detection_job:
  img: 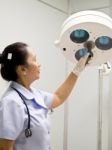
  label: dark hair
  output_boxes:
[0,42,29,81]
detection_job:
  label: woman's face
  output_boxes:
[25,47,41,82]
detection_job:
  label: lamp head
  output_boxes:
[55,10,112,66]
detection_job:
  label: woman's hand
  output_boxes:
[72,53,90,76]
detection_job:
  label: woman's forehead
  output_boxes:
[27,47,36,57]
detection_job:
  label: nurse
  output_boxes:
[0,42,89,150]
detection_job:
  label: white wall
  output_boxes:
[0,0,68,150]
[66,1,112,150]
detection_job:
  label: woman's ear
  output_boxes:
[16,65,27,77]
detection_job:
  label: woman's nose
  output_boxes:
[38,64,41,68]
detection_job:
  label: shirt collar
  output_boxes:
[10,81,48,109]
[10,81,34,100]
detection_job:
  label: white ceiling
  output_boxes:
[70,0,110,12]
[41,0,68,13]
[39,0,111,15]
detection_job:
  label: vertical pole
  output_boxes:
[63,1,71,150]
[108,3,112,150]
[97,68,103,150]
[63,59,69,150]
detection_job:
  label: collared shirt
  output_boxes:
[0,81,54,150]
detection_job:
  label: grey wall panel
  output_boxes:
[67,66,99,150]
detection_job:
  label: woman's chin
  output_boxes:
[36,75,40,80]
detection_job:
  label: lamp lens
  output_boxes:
[95,36,112,50]
[75,48,88,60]
[70,29,89,43]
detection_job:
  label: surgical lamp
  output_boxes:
[55,10,112,67]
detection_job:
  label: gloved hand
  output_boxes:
[72,53,90,76]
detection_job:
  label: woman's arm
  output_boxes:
[0,139,15,150]
[50,54,89,108]
[52,72,78,108]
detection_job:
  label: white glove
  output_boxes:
[72,53,90,76]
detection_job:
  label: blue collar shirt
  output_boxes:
[0,81,54,150]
